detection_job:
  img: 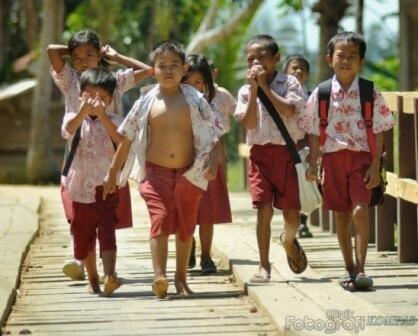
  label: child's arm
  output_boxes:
[65,94,91,134]
[203,141,220,180]
[102,137,133,199]
[364,132,384,189]
[102,45,153,83]
[47,44,68,74]
[91,97,124,144]
[241,68,259,129]
[255,68,297,118]
[306,134,320,182]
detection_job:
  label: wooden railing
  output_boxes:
[238,92,418,263]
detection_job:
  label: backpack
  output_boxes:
[317,77,386,206]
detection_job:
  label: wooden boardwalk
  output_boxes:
[2,191,281,336]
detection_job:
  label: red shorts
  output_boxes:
[70,186,117,260]
[322,150,372,212]
[139,162,203,241]
[248,144,300,210]
[61,184,132,230]
[197,163,232,225]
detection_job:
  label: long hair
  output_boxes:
[184,54,216,103]
[67,30,109,68]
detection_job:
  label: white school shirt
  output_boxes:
[298,75,395,153]
[117,83,220,191]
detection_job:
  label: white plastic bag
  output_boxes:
[296,149,322,214]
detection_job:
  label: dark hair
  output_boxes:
[149,40,185,66]
[283,54,310,74]
[246,34,279,55]
[327,31,366,59]
[67,30,109,67]
[80,68,117,96]
[183,54,216,103]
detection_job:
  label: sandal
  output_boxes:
[152,277,169,299]
[298,224,313,238]
[279,233,308,274]
[200,259,217,274]
[338,272,356,292]
[249,267,271,283]
[354,273,373,290]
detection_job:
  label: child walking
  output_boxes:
[299,32,395,290]
[62,67,123,296]
[183,54,232,274]
[283,54,314,239]
[234,34,307,282]
[103,41,220,299]
[48,30,151,281]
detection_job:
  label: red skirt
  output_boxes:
[61,183,133,230]
[197,163,232,225]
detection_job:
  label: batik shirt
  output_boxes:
[117,84,220,191]
[213,85,237,133]
[234,73,305,146]
[298,75,395,153]
[50,62,135,117]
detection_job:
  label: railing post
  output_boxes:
[396,94,418,262]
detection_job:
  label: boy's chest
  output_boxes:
[148,98,192,130]
[330,91,362,118]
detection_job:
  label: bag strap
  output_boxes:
[256,87,301,164]
[358,77,376,157]
[317,79,332,147]
[62,127,81,177]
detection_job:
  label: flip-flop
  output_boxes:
[152,277,169,299]
[249,267,271,283]
[279,233,308,274]
[354,273,373,290]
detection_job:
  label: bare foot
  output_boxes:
[86,277,101,294]
[103,275,121,297]
[152,277,169,299]
[174,274,194,296]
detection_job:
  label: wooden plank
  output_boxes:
[382,92,418,114]
[385,172,418,204]
[376,195,396,251]
[0,79,37,101]
[369,207,376,244]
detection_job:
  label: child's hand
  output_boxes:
[254,66,268,89]
[79,93,94,117]
[103,171,117,200]
[101,45,119,62]
[203,156,218,180]
[305,163,318,182]
[90,95,107,119]
[247,68,258,88]
[364,161,380,189]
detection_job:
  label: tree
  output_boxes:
[399,0,418,90]
[186,0,263,53]
[312,0,350,82]
[26,0,63,183]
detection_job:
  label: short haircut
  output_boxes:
[80,68,117,96]
[246,34,279,55]
[327,31,367,59]
[149,40,185,65]
[283,54,310,74]
[184,54,216,103]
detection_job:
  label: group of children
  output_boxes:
[48,29,394,298]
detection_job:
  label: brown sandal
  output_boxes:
[279,233,308,274]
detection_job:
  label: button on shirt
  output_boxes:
[298,75,395,153]
[117,84,220,191]
[234,73,305,146]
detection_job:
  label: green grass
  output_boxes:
[227,160,246,192]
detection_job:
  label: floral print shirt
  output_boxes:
[118,84,220,191]
[234,73,305,146]
[298,75,395,153]
[213,85,237,133]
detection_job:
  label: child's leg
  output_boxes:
[150,235,169,279]
[62,233,85,280]
[351,203,369,273]
[199,224,214,263]
[174,234,194,295]
[84,249,100,294]
[256,203,274,273]
[335,211,356,274]
[282,209,301,256]
[102,250,121,296]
